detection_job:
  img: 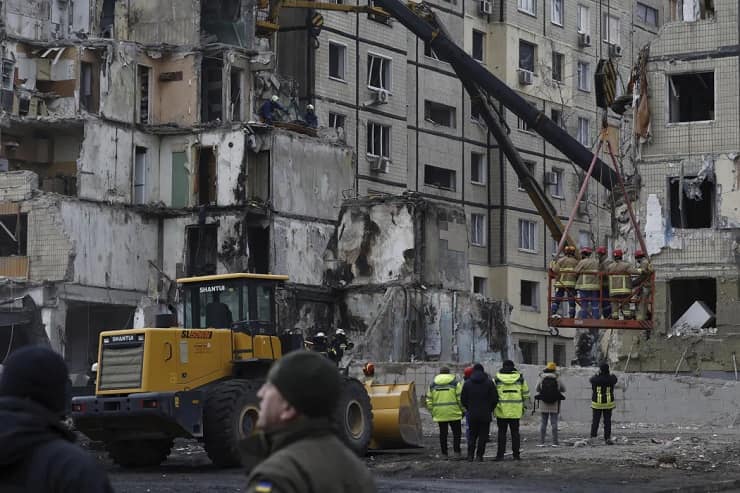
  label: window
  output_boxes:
[230,68,243,120]
[669,278,716,326]
[518,219,537,251]
[424,165,456,191]
[553,344,566,366]
[577,4,590,33]
[577,117,590,145]
[473,277,487,296]
[518,161,536,190]
[472,30,485,62]
[576,230,590,249]
[551,0,564,25]
[137,65,151,124]
[552,52,564,82]
[471,152,486,184]
[550,168,563,197]
[0,213,27,256]
[577,61,590,91]
[79,62,98,112]
[602,14,620,45]
[471,213,486,246]
[1,59,14,90]
[636,2,658,26]
[519,41,536,72]
[329,42,346,81]
[134,146,147,204]
[518,0,536,15]
[329,112,346,129]
[519,340,538,364]
[367,122,390,158]
[424,100,456,127]
[424,41,440,60]
[517,101,537,132]
[669,176,713,228]
[471,104,483,123]
[668,72,715,123]
[368,54,391,90]
[551,108,563,127]
[520,281,539,310]
[669,0,713,20]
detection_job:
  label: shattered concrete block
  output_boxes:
[671,301,715,333]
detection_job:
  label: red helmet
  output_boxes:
[464,366,474,379]
[596,246,607,255]
[581,247,592,255]
[613,249,623,258]
[635,249,645,258]
[362,362,375,377]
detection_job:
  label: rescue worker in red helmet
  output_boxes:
[575,247,600,319]
[606,249,641,319]
[596,246,613,318]
[550,245,578,318]
[633,250,653,321]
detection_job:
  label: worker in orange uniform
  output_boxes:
[633,250,653,321]
[549,245,578,318]
[575,247,600,319]
[606,249,641,319]
[596,246,613,319]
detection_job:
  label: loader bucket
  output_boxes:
[366,382,423,449]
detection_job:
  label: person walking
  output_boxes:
[493,360,530,461]
[461,363,497,461]
[549,245,578,318]
[242,351,376,493]
[535,362,565,447]
[575,247,601,319]
[0,346,113,493]
[590,363,618,445]
[426,366,464,459]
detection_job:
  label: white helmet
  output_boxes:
[315,332,326,338]
[335,328,346,336]
[271,95,279,102]
[307,104,314,111]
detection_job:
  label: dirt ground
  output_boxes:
[100,407,740,492]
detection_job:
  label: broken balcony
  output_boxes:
[201,0,255,47]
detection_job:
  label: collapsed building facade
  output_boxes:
[0,0,508,382]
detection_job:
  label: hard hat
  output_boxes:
[596,246,607,255]
[315,331,326,338]
[307,104,314,111]
[463,366,474,379]
[635,249,645,258]
[564,245,576,254]
[613,249,623,258]
[271,95,279,102]
[581,247,592,255]
[335,328,345,336]
[362,362,375,377]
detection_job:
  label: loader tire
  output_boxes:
[106,438,173,468]
[203,379,261,468]
[333,377,373,456]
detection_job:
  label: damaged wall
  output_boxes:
[5,0,49,40]
[272,216,335,285]
[121,0,200,45]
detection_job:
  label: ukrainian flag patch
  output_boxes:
[255,481,273,492]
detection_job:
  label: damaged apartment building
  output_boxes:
[601,0,740,376]
[0,0,509,380]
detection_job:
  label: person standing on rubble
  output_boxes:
[426,366,464,459]
[535,362,565,447]
[590,363,618,445]
[259,95,286,125]
[242,351,375,493]
[607,249,641,320]
[596,246,614,318]
[575,247,601,319]
[304,104,318,128]
[461,363,497,462]
[633,250,653,321]
[494,360,530,461]
[550,245,578,318]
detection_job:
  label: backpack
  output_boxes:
[537,377,564,404]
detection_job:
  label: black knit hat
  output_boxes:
[267,351,341,418]
[502,360,516,370]
[0,346,70,415]
[600,363,610,374]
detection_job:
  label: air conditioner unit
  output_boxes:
[545,171,557,185]
[370,156,390,173]
[479,0,493,15]
[578,32,592,47]
[518,69,534,85]
[373,88,389,104]
[609,44,623,57]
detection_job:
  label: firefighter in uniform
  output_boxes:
[549,245,578,318]
[607,249,641,319]
[493,360,530,461]
[633,250,653,321]
[426,367,464,458]
[596,246,614,318]
[575,247,600,319]
[590,363,618,445]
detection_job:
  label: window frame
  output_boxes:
[424,100,457,128]
[424,164,457,191]
[577,60,591,92]
[551,52,564,82]
[133,146,147,205]
[577,117,590,146]
[470,151,486,185]
[667,71,716,124]
[473,276,487,296]
[366,121,391,158]
[551,0,564,26]
[550,167,564,198]
[471,213,486,246]
[472,30,486,62]
[602,13,621,45]
[328,112,346,129]
[328,41,348,82]
[577,4,590,33]
[518,0,537,16]
[518,218,538,252]
[635,2,659,26]
[367,52,392,91]
[518,40,536,72]
[520,280,540,310]
[518,160,536,190]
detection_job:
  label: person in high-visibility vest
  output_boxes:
[575,247,600,319]
[596,246,613,318]
[606,249,641,319]
[493,360,530,461]
[425,367,464,458]
[633,250,653,321]
[549,245,578,318]
[590,363,618,444]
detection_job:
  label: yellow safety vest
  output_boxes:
[426,374,463,422]
[494,371,529,419]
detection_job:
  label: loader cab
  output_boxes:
[178,273,288,335]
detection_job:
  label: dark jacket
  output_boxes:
[304,111,318,128]
[243,417,376,493]
[0,397,112,493]
[460,370,498,422]
[590,372,618,410]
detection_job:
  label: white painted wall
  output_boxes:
[272,216,335,284]
[199,130,245,206]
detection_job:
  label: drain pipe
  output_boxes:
[733,352,738,381]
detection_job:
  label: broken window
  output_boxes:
[79,62,99,113]
[0,213,27,256]
[471,104,483,123]
[196,146,217,205]
[134,147,147,204]
[1,59,14,90]
[519,340,538,364]
[473,276,487,295]
[517,101,538,132]
[519,219,537,251]
[669,175,713,228]
[471,152,485,184]
[602,13,621,45]
[518,160,536,190]
[518,41,535,72]
[230,68,243,121]
[668,72,714,123]
[247,225,270,274]
[472,30,485,62]
[552,343,566,366]
[201,0,246,45]
[520,281,539,310]
[366,122,390,158]
[669,0,714,21]
[138,65,151,124]
[100,0,116,37]
[552,52,564,82]
[424,101,456,127]
[577,61,590,91]
[186,224,218,276]
[201,57,223,122]
[329,112,346,129]
[470,213,486,246]
[424,165,456,191]
[329,42,346,80]
[669,278,716,326]
[636,2,659,26]
[367,54,391,90]
[424,41,440,60]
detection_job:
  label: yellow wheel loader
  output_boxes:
[71,273,421,468]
